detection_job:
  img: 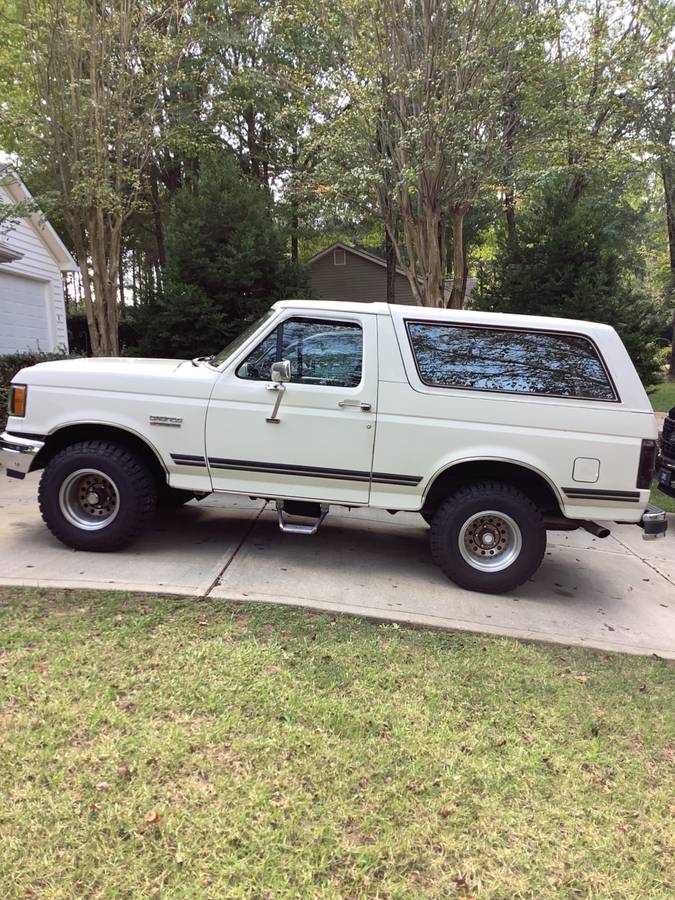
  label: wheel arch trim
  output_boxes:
[33,421,168,476]
[421,455,565,511]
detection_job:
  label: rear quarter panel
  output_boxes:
[370,312,656,522]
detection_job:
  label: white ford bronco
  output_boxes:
[1,300,667,594]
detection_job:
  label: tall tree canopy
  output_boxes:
[0,0,672,383]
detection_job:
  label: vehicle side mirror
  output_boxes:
[271,359,292,384]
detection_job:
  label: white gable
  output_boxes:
[0,177,74,353]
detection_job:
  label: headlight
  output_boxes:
[9,383,27,417]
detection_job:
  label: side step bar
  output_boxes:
[276,500,329,535]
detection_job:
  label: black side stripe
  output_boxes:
[372,472,422,485]
[171,453,207,468]
[207,457,421,487]
[562,486,640,502]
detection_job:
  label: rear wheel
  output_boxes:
[38,440,157,551]
[429,481,546,594]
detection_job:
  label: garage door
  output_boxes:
[0,272,51,354]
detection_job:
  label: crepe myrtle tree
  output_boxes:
[13,0,192,356]
[325,0,540,308]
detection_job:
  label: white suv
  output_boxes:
[1,300,666,594]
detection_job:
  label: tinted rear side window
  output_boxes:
[406,322,617,401]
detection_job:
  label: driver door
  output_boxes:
[205,310,378,504]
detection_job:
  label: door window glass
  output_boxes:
[237,318,363,387]
[406,322,617,401]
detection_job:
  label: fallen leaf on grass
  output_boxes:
[575,674,588,683]
[144,811,161,825]
[95,782,110,792]
[116,765,131,778]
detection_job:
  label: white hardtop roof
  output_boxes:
[273,299,617,337]
[274,299,392,315]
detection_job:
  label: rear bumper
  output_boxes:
[0,431,44,478]
[640,504,667,540]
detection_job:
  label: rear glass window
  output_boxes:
[406,322,617,401]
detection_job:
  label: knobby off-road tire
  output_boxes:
[38,440,157,551]
[429,481,546,594]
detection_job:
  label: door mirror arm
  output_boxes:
[266,359,291,423]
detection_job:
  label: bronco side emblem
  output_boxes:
[149,415,183,427]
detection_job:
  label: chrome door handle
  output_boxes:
[338,400,372,411]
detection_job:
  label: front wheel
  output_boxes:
[429,481,546,594]
[38,440,157,551]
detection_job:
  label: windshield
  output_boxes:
[210,309,276,367]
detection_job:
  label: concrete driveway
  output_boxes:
[1,474,674,659]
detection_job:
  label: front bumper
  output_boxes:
[0,431,44,478]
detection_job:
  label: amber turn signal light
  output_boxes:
[9,384,27,417]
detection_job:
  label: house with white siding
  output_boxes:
[0,165,78,355]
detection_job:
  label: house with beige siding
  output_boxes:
[306,242,420,305]
[306,242,477,307]
[0,165,78,355]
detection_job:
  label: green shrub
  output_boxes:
[474,177,665,387]
[0,350,72,429]
[130,149,305,359]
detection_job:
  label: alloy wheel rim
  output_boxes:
[58,468,120,531]
[458,510,522,572]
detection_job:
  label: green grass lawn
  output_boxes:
[652,479,675,513]
[0,588,673,898]
[649,380,675,413]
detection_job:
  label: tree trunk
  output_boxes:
[244,105,262,185]
[118,239,125,306]
[502,92,519,250]
[290,142,300,263]
[504,187,518,249]
[88,209,121,356]
[385,227,396,304]
[150,168,166,269]
[662,158,675,378]
[66,210,101,356]
[449,203,468,309]
[290,207,299,264]
[399,202,446,307]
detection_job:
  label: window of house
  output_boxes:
[333,248,346,266]
[406,321,617,401]
[237,318,363,387]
